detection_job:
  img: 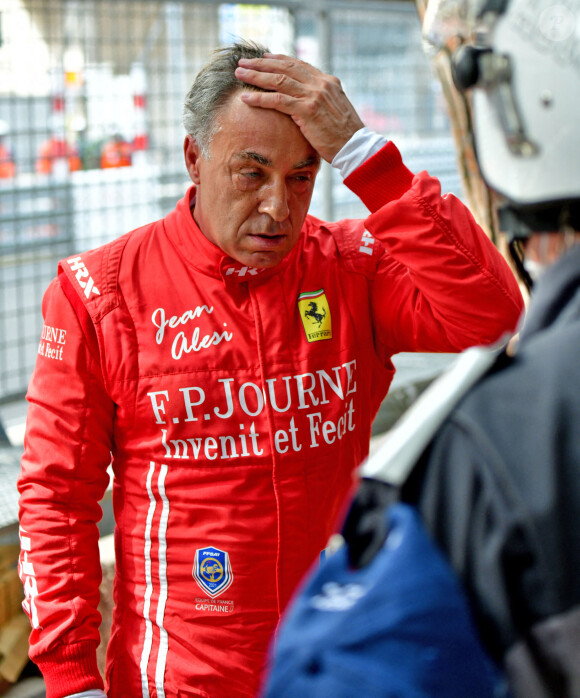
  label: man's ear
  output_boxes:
[184,135,202,185]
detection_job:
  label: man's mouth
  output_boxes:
[250,232,285,244]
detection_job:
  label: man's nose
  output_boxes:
[258,180,290,221]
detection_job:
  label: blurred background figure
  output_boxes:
[0,120,16,179]
[100,132,133,169]
[35,135,82,176]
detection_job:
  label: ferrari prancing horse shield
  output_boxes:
[298,289,332,342]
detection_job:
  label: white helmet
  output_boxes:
[423,0,580,232]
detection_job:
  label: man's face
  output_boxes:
[184,92,320,268]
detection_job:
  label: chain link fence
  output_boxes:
[0,0,460,404]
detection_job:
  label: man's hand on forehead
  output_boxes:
[235,53,364,163]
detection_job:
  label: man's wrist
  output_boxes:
[331,127,389,179]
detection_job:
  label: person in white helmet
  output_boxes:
[265,2,580,697]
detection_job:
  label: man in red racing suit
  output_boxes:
[18,44,523,698]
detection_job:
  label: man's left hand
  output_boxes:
[235,54,364,162]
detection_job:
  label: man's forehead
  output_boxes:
[213,92,320,167]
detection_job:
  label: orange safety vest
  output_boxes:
[0,144,16,178]
[100,140,133,168]
[36,138,82,174]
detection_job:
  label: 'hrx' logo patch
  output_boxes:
[67,256,100,299]
[359,229,375,256]
[193,547,233,598]
[298,289,332,343]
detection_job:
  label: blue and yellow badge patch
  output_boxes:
[193,546,234,598]
[298,289,332,343]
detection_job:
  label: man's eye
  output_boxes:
[242,171,261,179]
[293,174,312,182]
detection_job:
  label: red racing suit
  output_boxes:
[18,142,523,698]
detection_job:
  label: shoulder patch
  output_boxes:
[321,219,383,277]
[58,235,128,320]
[358,229,376,256]
[65,255,101,299]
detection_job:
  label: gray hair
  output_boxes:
[183,40,271,157]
